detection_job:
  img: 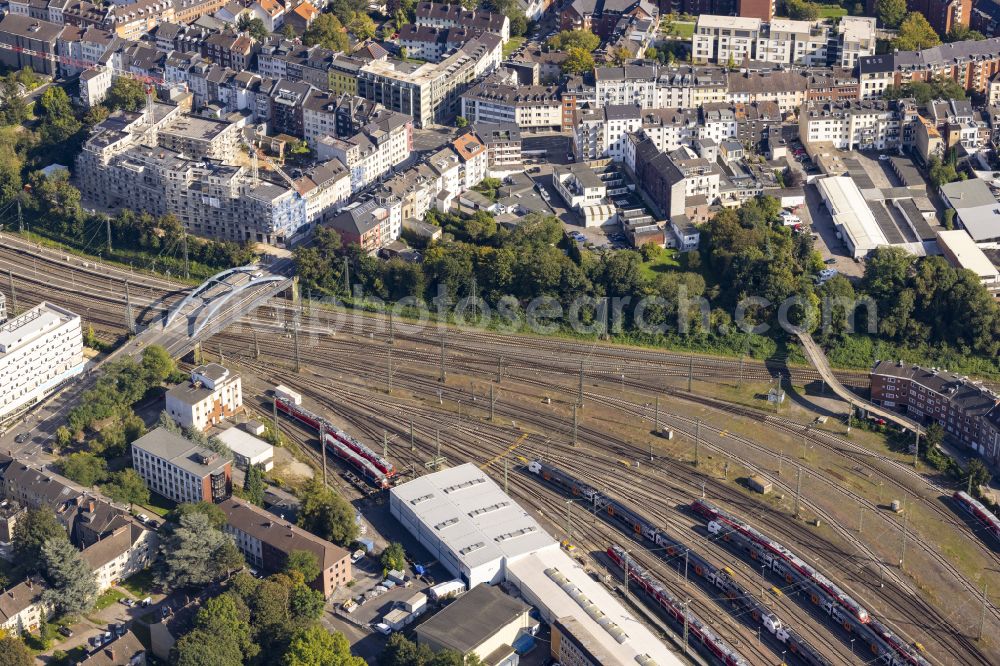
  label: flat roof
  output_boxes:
[816,176,888,253]
[417,583,529,654]
[390,463,556,573]
[0,301,78,355]
[506,548,684,666]
[216,427,273,460]
[696,14,760,31]
[938,230,1000,278]
[131,427,229,478]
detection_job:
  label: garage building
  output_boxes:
[815,176,888,258]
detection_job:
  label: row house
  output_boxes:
[398,25,484,63]
[726,68,808,114]
[473,122,523,175]
[414,2,510,42]
[559,0,657,40]
[798,99,902,151]
[655,65,727,110]
[871,360,1000,464]
[859,37,1000,100]
[55,24,118,76]
[325,197,401,253]
[460,76,563,130]
[594,64,657,109]
[174,0,230,24]
[573,104,642,162]
[312,101,413,192]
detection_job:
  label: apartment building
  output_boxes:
[638,108,700,154]
[398,25,485,62]
[55,24,118,77]
[903,0,970,35]
[798,100,901,151]
[357,34,502,128]
[859,38,1000,99]
[0,579,48,635]
[656,66,728,109]
[219,498,352,598]
[414,2,510,42]
[313,105,413,193]
[559,0,657,40]
[157,113,244,162]
[594,65,658,109]
[131,427,232,504]
[460,78,563,130]
[726,68,809,113]
[573,105,642,162]
[0,302,83,425]
[295,159,352,225]
[165,364,242,432]
[82,523,157,592]
[693,15,874,68]
[0,14,62,75]
[473,122,523,174]
[870,360,1000,463]
[325,198,402,253]
[175,0,229,24]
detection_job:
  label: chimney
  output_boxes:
[88,499,96,513]
[105,648,115,660]
[27,580,32,589]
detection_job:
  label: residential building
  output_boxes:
[249,0,284,31]
[474,122,523,174]
[971,0,1000,37]
[461,77,562,130]
[296,159,352,225]
[77,631,147,666]
[131,427,233,504]
[798,100,902,151]
[859,38,1000,100]
[414,2,510,42]
[870,360,1000,463]
[416,584,531,664]
[693,15,874,68]
[398,25,485,62]
[269,78,314,138]
[0,579,48,635]
[175,0,229,24]
[738,0,773,20]
[56,25,118,77]
[219,497,352,597]
[936,229,1000,297]
[573,104,642,162]
[324,198,402,253]
[902,0,970,35]
[165,364,243,432]
[216,426,275,471]
[0,302,83,425]
[0,500,24,560]
[0,15,62,75]
[656,65,728,109]
[357,34,502,127]
[594,64,658,109]
[283,1,319,33]
[157,113,245,162]
[312,103,413,193]
[82,523,157,592]
[726,68,809,113]
[638,107,700,153]
[559,0,657,40]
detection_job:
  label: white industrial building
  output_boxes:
[390,463,558,587]
[0,302,84,424]
[815,176,888,258]
[391,465,685,666]
[215,426,275,472]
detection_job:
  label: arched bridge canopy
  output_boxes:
[165,265,262,328]
[192,275,287,336]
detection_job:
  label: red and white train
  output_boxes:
[273,386,393,489]
[692,499,931,666]
[606,545,750,666]
[953,491,1000,542]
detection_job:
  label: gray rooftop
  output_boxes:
[416,583,529,653]
[132,428,229,478]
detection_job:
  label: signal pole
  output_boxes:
[293,319,301,372]
[577,359,584,407]
[124,281,135,334]
[687,356,693,392]
[182,230,189,280]
[899,512,908,568]
[387,345,393,393]
[253,331,260,359]
[106,218,112,254]
[913,429,920,467]
[490,384,495,421]
[439,336,446,382]
[388,311,395,344]
[977,583,988,641]
[17,199,24,233]
[7,269,17,316]
[319,424,327,487]
[794,466,802,518]
[572,404,578,447]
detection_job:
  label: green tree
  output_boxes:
[37,86,81,145]
[547,29,600,52]
[610,46,632,66]
[297,478,358,546]
[303,14,350,51]
[0,77,32,126]
[284,550,321,585]
[193,593,259,662]
[946,25,985,41]
[510,12,527,36]
[172,501,227,529]
[966,458,992,492]
[13,508,66,571]
[41,535,98,615]
[171,629,244,666]
[943,208,956,230]
[281,23,297,39]
[348,11,376,40]
[288,583,325,622]
[102,469,151,505]
[58,452,108,487]
[0,636,33,666]
[928,155,960,187]
[875,0,906,28]
[105,77,146,112]
[380,542,406,571]
[456,116,469,128]
[893,12,941,51]
[141,344,176,384]
[54,426,73,451]
[284,625,365,666]
[238,14,271,41]
[243,464,266,507]
[561,47,596,74]
[161,512,244,588]
[783,0,820,20]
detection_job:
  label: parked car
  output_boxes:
[58,626,73,638]
[373,623,392,635]
[824,258,837,264]
[878,154,890,161]
[14,432,28,444]
[115,623,126,637]
[136,514,149,524]
[351,549,365,563]
[103,631,113,643]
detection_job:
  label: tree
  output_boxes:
[238,14,271,42]
[966,458,992,492]
[244,464,266,507]
[172,629,244,666]
[105,77,146,113]
[0,77,32,126]
[288,583,325,622]
[141,344,176,384]
[893,13,941,51]
[281,23,297,39]
[924,423,945,449]
[946,25,985,42]
[54,426,73,451]
[161,512,243,588]
[380,542,406,572]
[510,12,527,37]
[561,47,595,75]
[609,46,632,66]
[380,634,474,666]
[284,550,321,585]
[348,11,376,40]
[297,478,358,546]
[943,208,955,230]
[303,14,350,52]
[928,155,960,187]
[455,116,469,128]
[0,636,33,666]
[284,625,365,666]
[41,536,98,615]
[875,0,906,28]
[58,452,108,487]
[13,508,66,571]
[37,86,81,145]
[102,469,151,505]
[192,593,259,662]
[546,29,600,52]
[783,0,819,20]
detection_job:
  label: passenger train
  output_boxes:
[952,490,1000,542]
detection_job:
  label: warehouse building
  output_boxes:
[936,229,1000,298]
[215,426,274,471]
[390,465,685,666]
[0,302,83,425]
[389,463,557,587]
[815,176,888,258]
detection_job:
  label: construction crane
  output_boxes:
[244,127,308,196]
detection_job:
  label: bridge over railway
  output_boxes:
[107,259,295,363]
[797,331,924,434]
